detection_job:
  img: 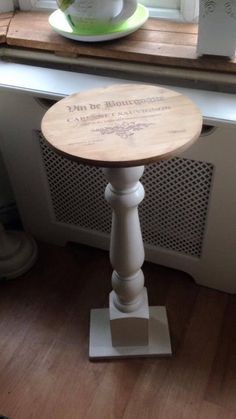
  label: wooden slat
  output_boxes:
[0,12,13,44]
[205,294,236,411]
[5,11,236,73]
[143,18,198,34]
[125,29,197,46]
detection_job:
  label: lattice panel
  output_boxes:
[39,132,213,258]
[39,134,110,234]
[140,158,213,257]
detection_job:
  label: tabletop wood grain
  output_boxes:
[41,84,202,167]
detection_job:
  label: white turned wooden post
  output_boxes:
[103,166,145,312]
[103,166,149,346]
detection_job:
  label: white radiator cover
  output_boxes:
[1,90,236,294]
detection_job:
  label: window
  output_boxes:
[17,0,199,22]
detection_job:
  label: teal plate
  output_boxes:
[49,4,149,42]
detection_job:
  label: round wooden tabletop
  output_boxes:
[41,84,202,167]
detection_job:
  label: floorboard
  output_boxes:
[0,242,235,419]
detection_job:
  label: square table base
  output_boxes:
[89,306,172,359]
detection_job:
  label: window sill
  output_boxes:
[1,10,236,92]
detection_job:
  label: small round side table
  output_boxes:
[42,84,202,359]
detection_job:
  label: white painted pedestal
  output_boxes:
[41,83,202,360]
[89,166,172,358]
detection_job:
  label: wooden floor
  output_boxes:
[0,242,235,419]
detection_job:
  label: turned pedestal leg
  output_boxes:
[104,166,149,347]
[89,166,172,359]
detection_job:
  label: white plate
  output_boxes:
[49,4,149,42]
